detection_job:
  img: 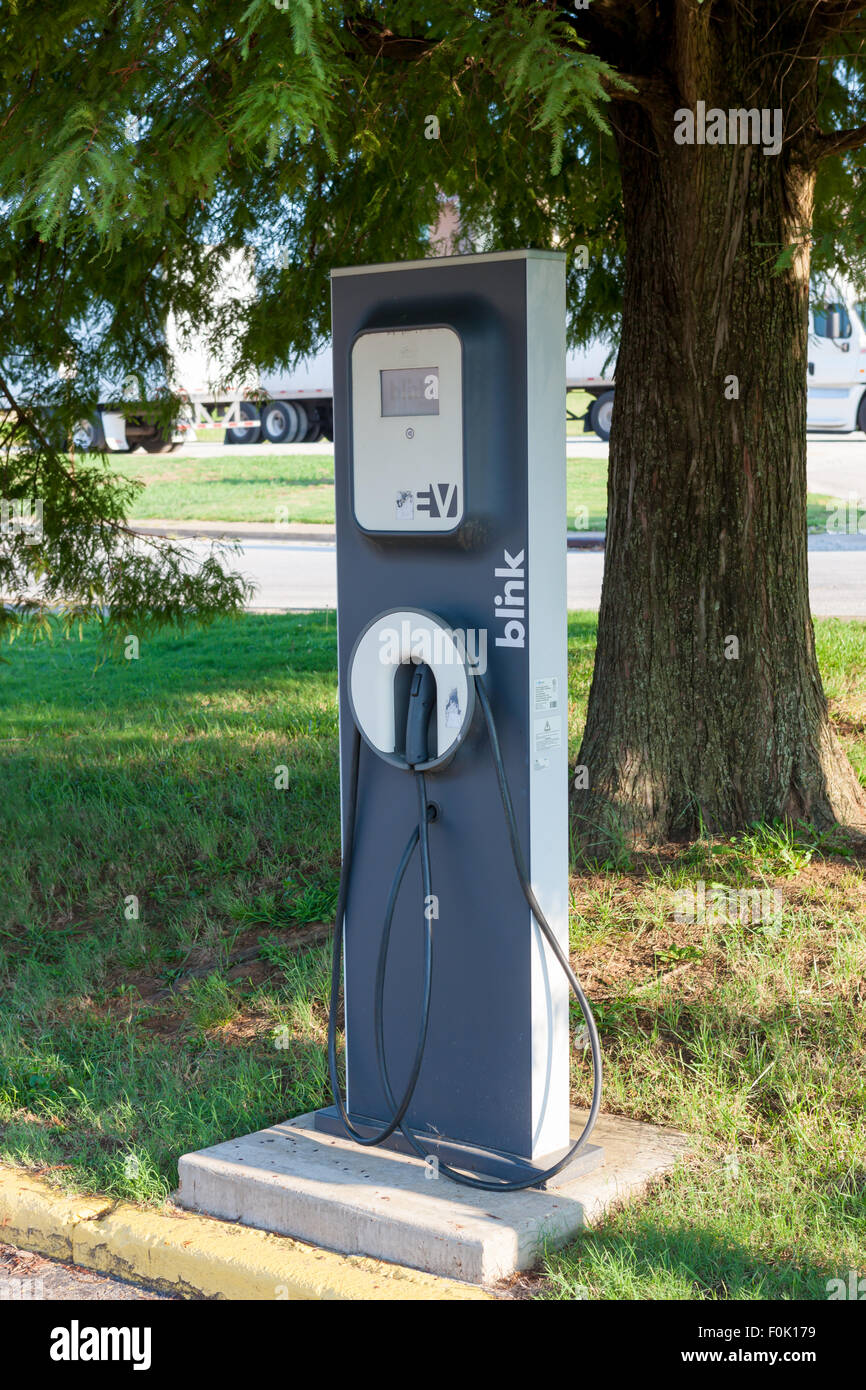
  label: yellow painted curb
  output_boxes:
[0,1169,113,1263]
[0,1166,490,1300]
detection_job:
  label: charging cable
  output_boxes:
[327,671,602,1190]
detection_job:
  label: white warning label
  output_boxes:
[530,717,567,772]
[534,676,559,712]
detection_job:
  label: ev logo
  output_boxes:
[395,490,415,521]
[416,482,459,519]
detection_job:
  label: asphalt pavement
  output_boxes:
[170,533,864,617]
[132,431,866,617]
[0,1241,176,1301]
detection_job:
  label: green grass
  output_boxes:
[124,449,610,531]
[122,449,612,531]
[567,455,607,532]
[123,444,835,535]
[808,493,846,532]
[566,388,595,437]
[1,613,865,1298]
[125,452,337,524]
[0,613,340,1201]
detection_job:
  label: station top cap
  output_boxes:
[330,248,565,278]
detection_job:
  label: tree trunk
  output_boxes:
[573,24,866,848]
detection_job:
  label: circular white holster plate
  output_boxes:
[347,608,475,772]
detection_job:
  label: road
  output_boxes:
[178,533,866,617]
[157,432,866,616]
[0,1240,175,1301]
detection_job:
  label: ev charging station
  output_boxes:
[177,251,693,1267]
[316,250,603,1188]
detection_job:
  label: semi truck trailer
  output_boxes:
[66,278,866,452]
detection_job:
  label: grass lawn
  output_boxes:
[122,450,609,530]
[2,614,865,1298]
[124,452,336,524]
[122,445,835,534]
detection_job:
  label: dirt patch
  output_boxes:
[103,920,331,1007]
[832,715,866,741]
[568,849,866,1012]
[45,922,335,1045]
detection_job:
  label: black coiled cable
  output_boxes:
[327,672,602,1190]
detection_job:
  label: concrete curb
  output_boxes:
[131,519,608,549]
[0,1165,490,1300]
[130,519,337,543]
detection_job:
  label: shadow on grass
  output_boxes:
[0,613,339,719]
[540,1217,843,1300]
[0,1014,333,1202]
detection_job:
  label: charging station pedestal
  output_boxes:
[312,250,602,1185]
[175,252,706,1283]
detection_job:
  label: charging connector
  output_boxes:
[327,664,602,1191]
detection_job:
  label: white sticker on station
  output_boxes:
[534,676,559,712]
[395,489,415,521]
[533,714,562,756]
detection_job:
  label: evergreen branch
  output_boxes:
[0,370,55,455]
[814,121,866,157]
[808,0,866,36]
[343,15,440,61]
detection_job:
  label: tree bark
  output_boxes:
[573,14,866,847]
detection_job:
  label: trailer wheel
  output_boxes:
[139,426,178,454]
[71,416,106,453]
[858,392,866,435]
[295,401,323,442]
[284,402,307,443]
[588,390,614,442]
[261,400,298,444]
[224,402,262,445]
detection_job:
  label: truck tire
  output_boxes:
[858,392,866,435]
[588,390,614,442]
[71,415,107,453]
[224,402,262,445]
[261,400,299,444]
[284,402,308,443]
[296,401,323,442]
[139,428,178,454]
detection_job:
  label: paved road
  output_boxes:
[0,1241,175,1301]
[804,434,866,497]
[565,433,865,502]
[157,433,866,617]
[186,533,866,617]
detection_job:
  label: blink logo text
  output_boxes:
[494,549,525,648]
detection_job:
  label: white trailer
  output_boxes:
[72,240,619,449]
[78,337,617,450]
[77,276,866,452]
[175,339,617,447]
[178,348,336,446]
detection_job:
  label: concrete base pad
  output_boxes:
[177,1110,692,1285]
[311,1106,605,1187]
